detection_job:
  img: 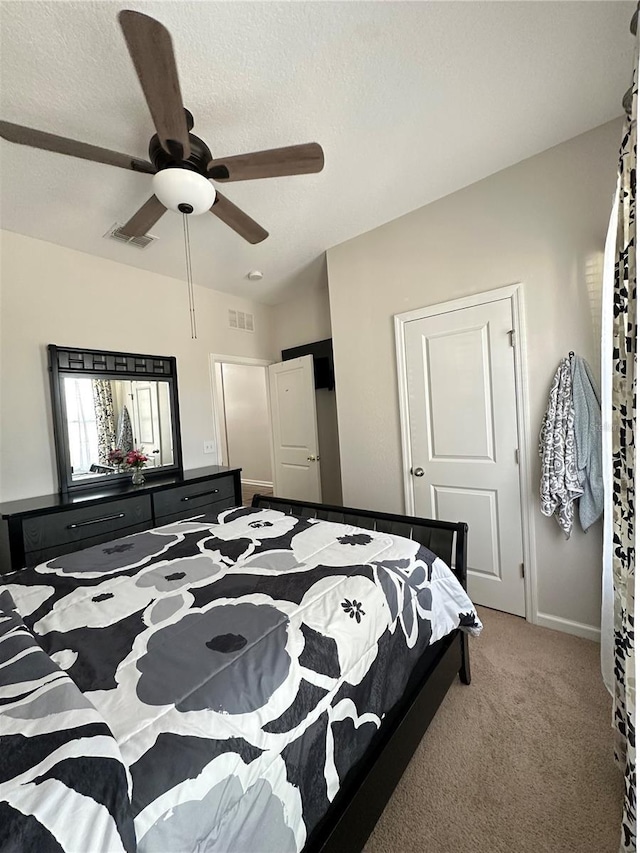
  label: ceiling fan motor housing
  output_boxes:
[148,123,212,176]
[149,112,216,215]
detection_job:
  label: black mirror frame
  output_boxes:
[48,344,184,494]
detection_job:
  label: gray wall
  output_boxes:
[0,231,274,502]
[326,119,621,635]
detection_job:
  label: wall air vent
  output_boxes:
[104,223,157,250]
[228,309,255,332]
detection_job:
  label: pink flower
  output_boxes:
[125,449,148,468]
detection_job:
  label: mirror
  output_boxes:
[48,345,183,493]
[63,377,175,480]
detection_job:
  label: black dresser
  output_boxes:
[0,466,242,574]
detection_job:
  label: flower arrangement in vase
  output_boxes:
[107,448,126,472]
[126,449,149,485]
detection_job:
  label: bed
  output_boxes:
[0,495,481,853]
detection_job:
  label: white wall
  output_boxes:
[272,280,333,352]
[0,230,274,502]
[221,362,273,484]
[326,119,622,635]
[272,279,343,504]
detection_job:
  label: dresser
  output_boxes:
[0,466,242,574]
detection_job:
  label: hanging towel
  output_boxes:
[116,405,134,453]
[538,357,583,538]
[571,356,603,531]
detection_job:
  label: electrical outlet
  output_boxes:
[203,441,215,454]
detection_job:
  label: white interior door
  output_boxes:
[403,297,526,616]
[130,381,161,467]
[268,355,321,502]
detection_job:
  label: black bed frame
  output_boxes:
[252,495,471,853]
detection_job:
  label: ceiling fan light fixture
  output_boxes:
[152,168,215,215]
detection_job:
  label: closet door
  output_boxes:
[403,297,525,616]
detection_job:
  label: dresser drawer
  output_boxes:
[152,475,237,519]
[22,494,152,552]
[23,520,152,568]
[155,495,237,528]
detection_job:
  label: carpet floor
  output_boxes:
[363,606,623,853]
[241,483,273,506]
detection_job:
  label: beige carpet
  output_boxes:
[364,607,623,853]
[241,483,273,506]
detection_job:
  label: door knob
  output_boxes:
[412,467,425,477]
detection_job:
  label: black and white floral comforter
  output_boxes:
[2,506,481,853]
[0,590,135,853]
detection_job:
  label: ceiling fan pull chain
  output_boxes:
[182,213,197,339]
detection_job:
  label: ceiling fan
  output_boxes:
[0,9,324,245]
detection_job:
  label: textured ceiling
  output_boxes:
[0,1,634,304]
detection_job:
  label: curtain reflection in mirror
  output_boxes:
[117,405,134,453]
[92,380,116,465]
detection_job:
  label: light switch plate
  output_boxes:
[203,441,215,454]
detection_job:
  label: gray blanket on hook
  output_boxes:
[571,356,603,531]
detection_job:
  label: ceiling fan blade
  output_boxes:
[210,192,268,244]
[207,142,324,182]
[0,120,155,174]
[120,195,167,237]
[118,10,190,160]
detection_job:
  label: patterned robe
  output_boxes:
[538,356,583,538]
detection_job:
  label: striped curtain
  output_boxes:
[609,25,638,853]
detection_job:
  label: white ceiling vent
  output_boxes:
[228,309,255,332]
[104,223,157,250]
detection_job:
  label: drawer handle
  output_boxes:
[67,512,126,529]
[181,489,219,502]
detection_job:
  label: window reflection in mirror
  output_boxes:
[63,377,174,480]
